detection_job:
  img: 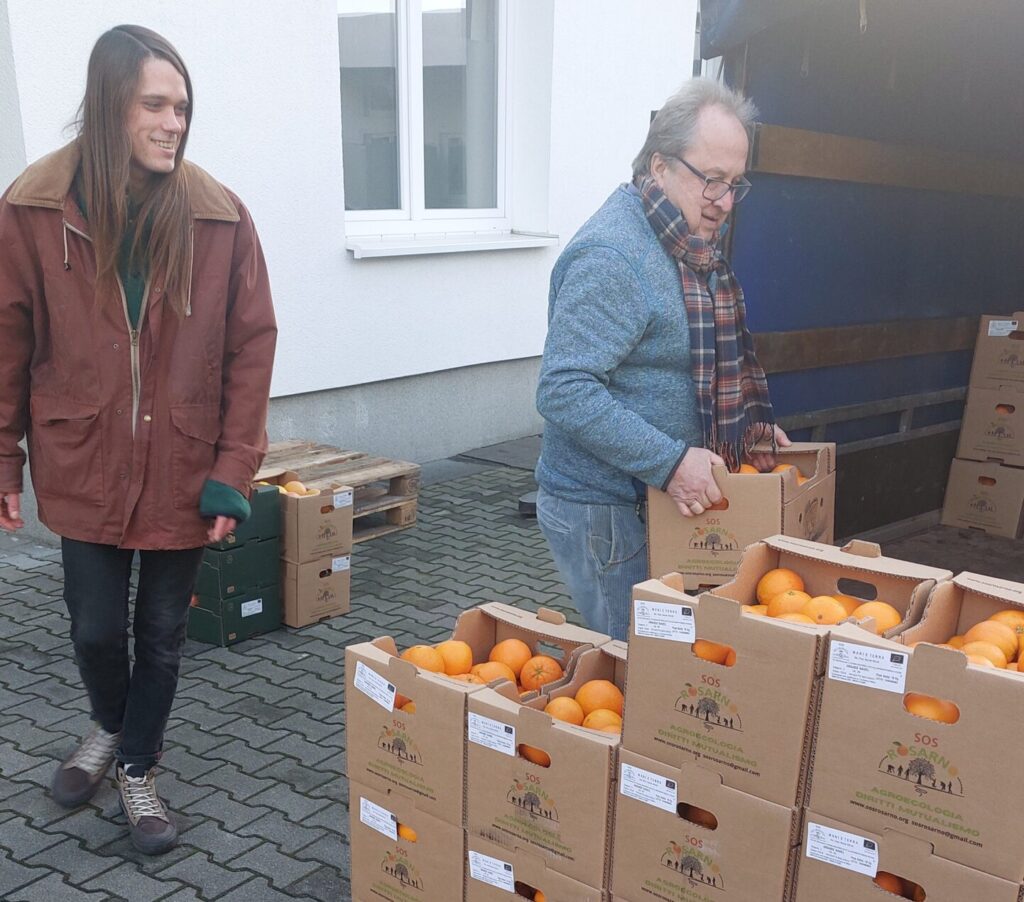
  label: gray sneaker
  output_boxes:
[51,725,122,808]
[116,763,178,855]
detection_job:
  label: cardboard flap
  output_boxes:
[695,592,743,634]
[536,607,567,625]
[632,577,696,603]
[953,571,1024,604]
[762,535,952,581]
[840,539,882,558]
[673,758,728,798]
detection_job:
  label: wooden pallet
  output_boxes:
[263,441,420,543]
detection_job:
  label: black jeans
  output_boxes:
[61,538,204,771]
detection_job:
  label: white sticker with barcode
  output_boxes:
[633,600,697,643]
[805,821,879,877]
[468,850,516,891]
[988,319,1018,337]
[359,797,398,841]
[828,640,908,693]
[353,661,397,712]
[332,555,351,572]
[620,762,678,813]
[333,489,353,509]
[468,712,516,756]
[240,598,263,618]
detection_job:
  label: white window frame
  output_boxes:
[343,0,512,237]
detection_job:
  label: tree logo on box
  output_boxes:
[985,421,1015,440]
[999,349,1024,368]
[879,741,964,798]
[317,523,338,541]
[506,779,559,823]
[378,726,423,765]
[675,683,743,734]
[661,841,724,890]
[316,586,336,605]
[381,851,424,891]
[688,527,739,555]
[968,494,996,514]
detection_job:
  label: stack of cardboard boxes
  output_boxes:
[943,312,1024,537]
[188,483,283,646]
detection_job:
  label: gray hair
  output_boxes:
[631,78,759,179]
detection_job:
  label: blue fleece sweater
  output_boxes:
[535,184,703,506]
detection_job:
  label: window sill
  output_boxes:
[345,230,559,259]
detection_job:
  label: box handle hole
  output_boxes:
[517,743,551,768]
[836,578,878,601]
[977,476,997,486]
[902,691,960,724]
[692,640,736,667]
[676,802,718,830]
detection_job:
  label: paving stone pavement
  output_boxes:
[0,465,577,901]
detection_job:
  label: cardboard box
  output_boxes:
[466,833,603,901]
[647,443,836,592]
[968,313,1024,389]
[349,779,465,902]
[194,537,280,599]
[941,458,1024,538]
[808,622,1024,882]
[206,482,281,551]
[186,583,281,646]
[625,578,826,808]
[465,682,619,888]
[611,748,799,902]
[794,811,1022,902]
[902,570,1024,648]
[956,385,1024,466]
[345,636,483,828]
[282,553,351,628]
[255,467,354,563]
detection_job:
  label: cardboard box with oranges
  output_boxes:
[646,443,836,592]
[809,620,1024,882]
[610,748,800,902]
[466,834,602,901]
[255,467,354,563]
[793,811,1022,902]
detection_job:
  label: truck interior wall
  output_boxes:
[717,0,1024,537]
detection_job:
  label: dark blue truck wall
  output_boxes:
[712,0,1024,535]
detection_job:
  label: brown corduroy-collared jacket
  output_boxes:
[0,142,277,549]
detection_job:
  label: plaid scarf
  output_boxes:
[636,175,775,470]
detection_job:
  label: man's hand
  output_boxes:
[0,493,24,532]
[746,425,792,472]
[666,448,725,518]
[206,516,237,544]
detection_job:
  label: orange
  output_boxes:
[283,480,307,495]
[801,595,848,625]
[692,639,737,666]
[737,463,759,474]
[743,604,769,616]
[434,639,474,675]
[904,692,959,725]
[963,620,1018,663]
[518,743,551,767]
[907,883,926,902]
[393,693,411,710]
[573,679,624,716]
[400,700,417,714]
[535,892,547,902]
[582,708,623,731]
[989,608,1024,634]
[756,568,805,605]
[852,601,902,635]
[1008,662,1019,672]
[995,404,1015,416]
[448,672,485,684]
[489,638,533,679]
[966,653,996,668]
[960,640,1008,668]
[397,823,418,843]
[771,463,796,475]
[873,872,905,894]
[597,723,622,734]
[832,594,864,616]
[471,661,518,684]
[775,612,816,625]
[400,645,445,673]
[679,804,718,830]
[544,696,585,725]
[520,655,564,691]
[946,635,965,649]
[767,589,813,617]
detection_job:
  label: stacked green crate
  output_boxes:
[187,484,283,646]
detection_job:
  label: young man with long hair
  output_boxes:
[0,25,277,854]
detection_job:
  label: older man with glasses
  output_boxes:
[534,78,787,641]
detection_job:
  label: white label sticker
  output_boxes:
[332,555,351,572]
[354,661,398,712]
[633,600,697,643]
[828,640,908,694]
[620,762,678,813]
[333,489,353,509]
[805,821,879,877]
[359,797,398,841]
[468,712,516,756]
[240,598,263,618]
[468,850,516,891]
[988,319,1018,337]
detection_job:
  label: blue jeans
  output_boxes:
[61,538,204,771]
[536,487,648,641]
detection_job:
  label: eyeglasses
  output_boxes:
[672,156,752,203]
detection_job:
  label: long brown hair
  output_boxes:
[77,24,193,316]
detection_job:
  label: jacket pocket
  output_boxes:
[170,403,222,511]
[29,395,104,505]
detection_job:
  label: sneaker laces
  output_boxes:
[120,769,168,821]
[65,727,121,776]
